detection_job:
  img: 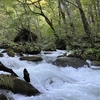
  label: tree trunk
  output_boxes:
[58,0,68,34]
[58,0,62,34]
[61,0,75,35]
[87,6,95,25]
[96,0,100,32]
[74,0,94,46]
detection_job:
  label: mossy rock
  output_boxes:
[91,61,100,66]
[2,48,15,57]
[13,78,40,96]
[7,50,15,57]
[0,75,40,96]
[12,42,41,54]
[0,40,41,55]
[20,56,43,61]
[25,45,41,54]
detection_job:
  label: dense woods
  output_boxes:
[0,0,100,61]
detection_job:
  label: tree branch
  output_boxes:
[65,0,79,8]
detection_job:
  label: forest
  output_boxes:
[0,0,100,62]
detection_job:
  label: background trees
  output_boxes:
[0,0,100,50]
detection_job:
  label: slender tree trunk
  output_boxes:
[58,0,68,34]
[87,6,95,25]
[74,0,94,46]
[58,0,62,34]
[61,0,75,35]
[96,0,100,32]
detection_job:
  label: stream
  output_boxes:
[0,49,100,100]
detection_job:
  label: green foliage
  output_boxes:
[42,41,56,51]
[0,0,100,60]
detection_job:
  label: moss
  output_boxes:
[20,56,43,61]
[0,75,40,96]
[7,49,15,57]
[0,75,15,90]
[92,61,100,66]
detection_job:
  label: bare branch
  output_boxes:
[65,0,78,8]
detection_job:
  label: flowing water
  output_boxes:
[0,49,100,100]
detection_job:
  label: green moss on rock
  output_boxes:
[20,56,43,61]
[0,75,40,96]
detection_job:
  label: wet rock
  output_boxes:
[91,61,100,66]
[23,68,30,83]
[0,94,7,100]
[0,53,4,57]
[0,75,40,96]
[0,62,18,77]
[13,78,40,96]
[20,56,43,61]
[53,57,89,68]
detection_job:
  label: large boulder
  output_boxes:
[53,57,89,68]
[0,74,40,96]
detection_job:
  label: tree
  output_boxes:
[61,0,75,35]
[74,0,94,46]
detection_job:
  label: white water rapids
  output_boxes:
[0,49,100,100]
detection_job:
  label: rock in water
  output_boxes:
[0,94,7,100]
[0,75,40,96]
[53,57,89,68]
[23,68,30,82]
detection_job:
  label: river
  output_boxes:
[0,49,100,100]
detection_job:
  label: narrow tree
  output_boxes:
[61,0,75,35]
[74,0,94,46]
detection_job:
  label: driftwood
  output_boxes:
[0,62,18,77]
